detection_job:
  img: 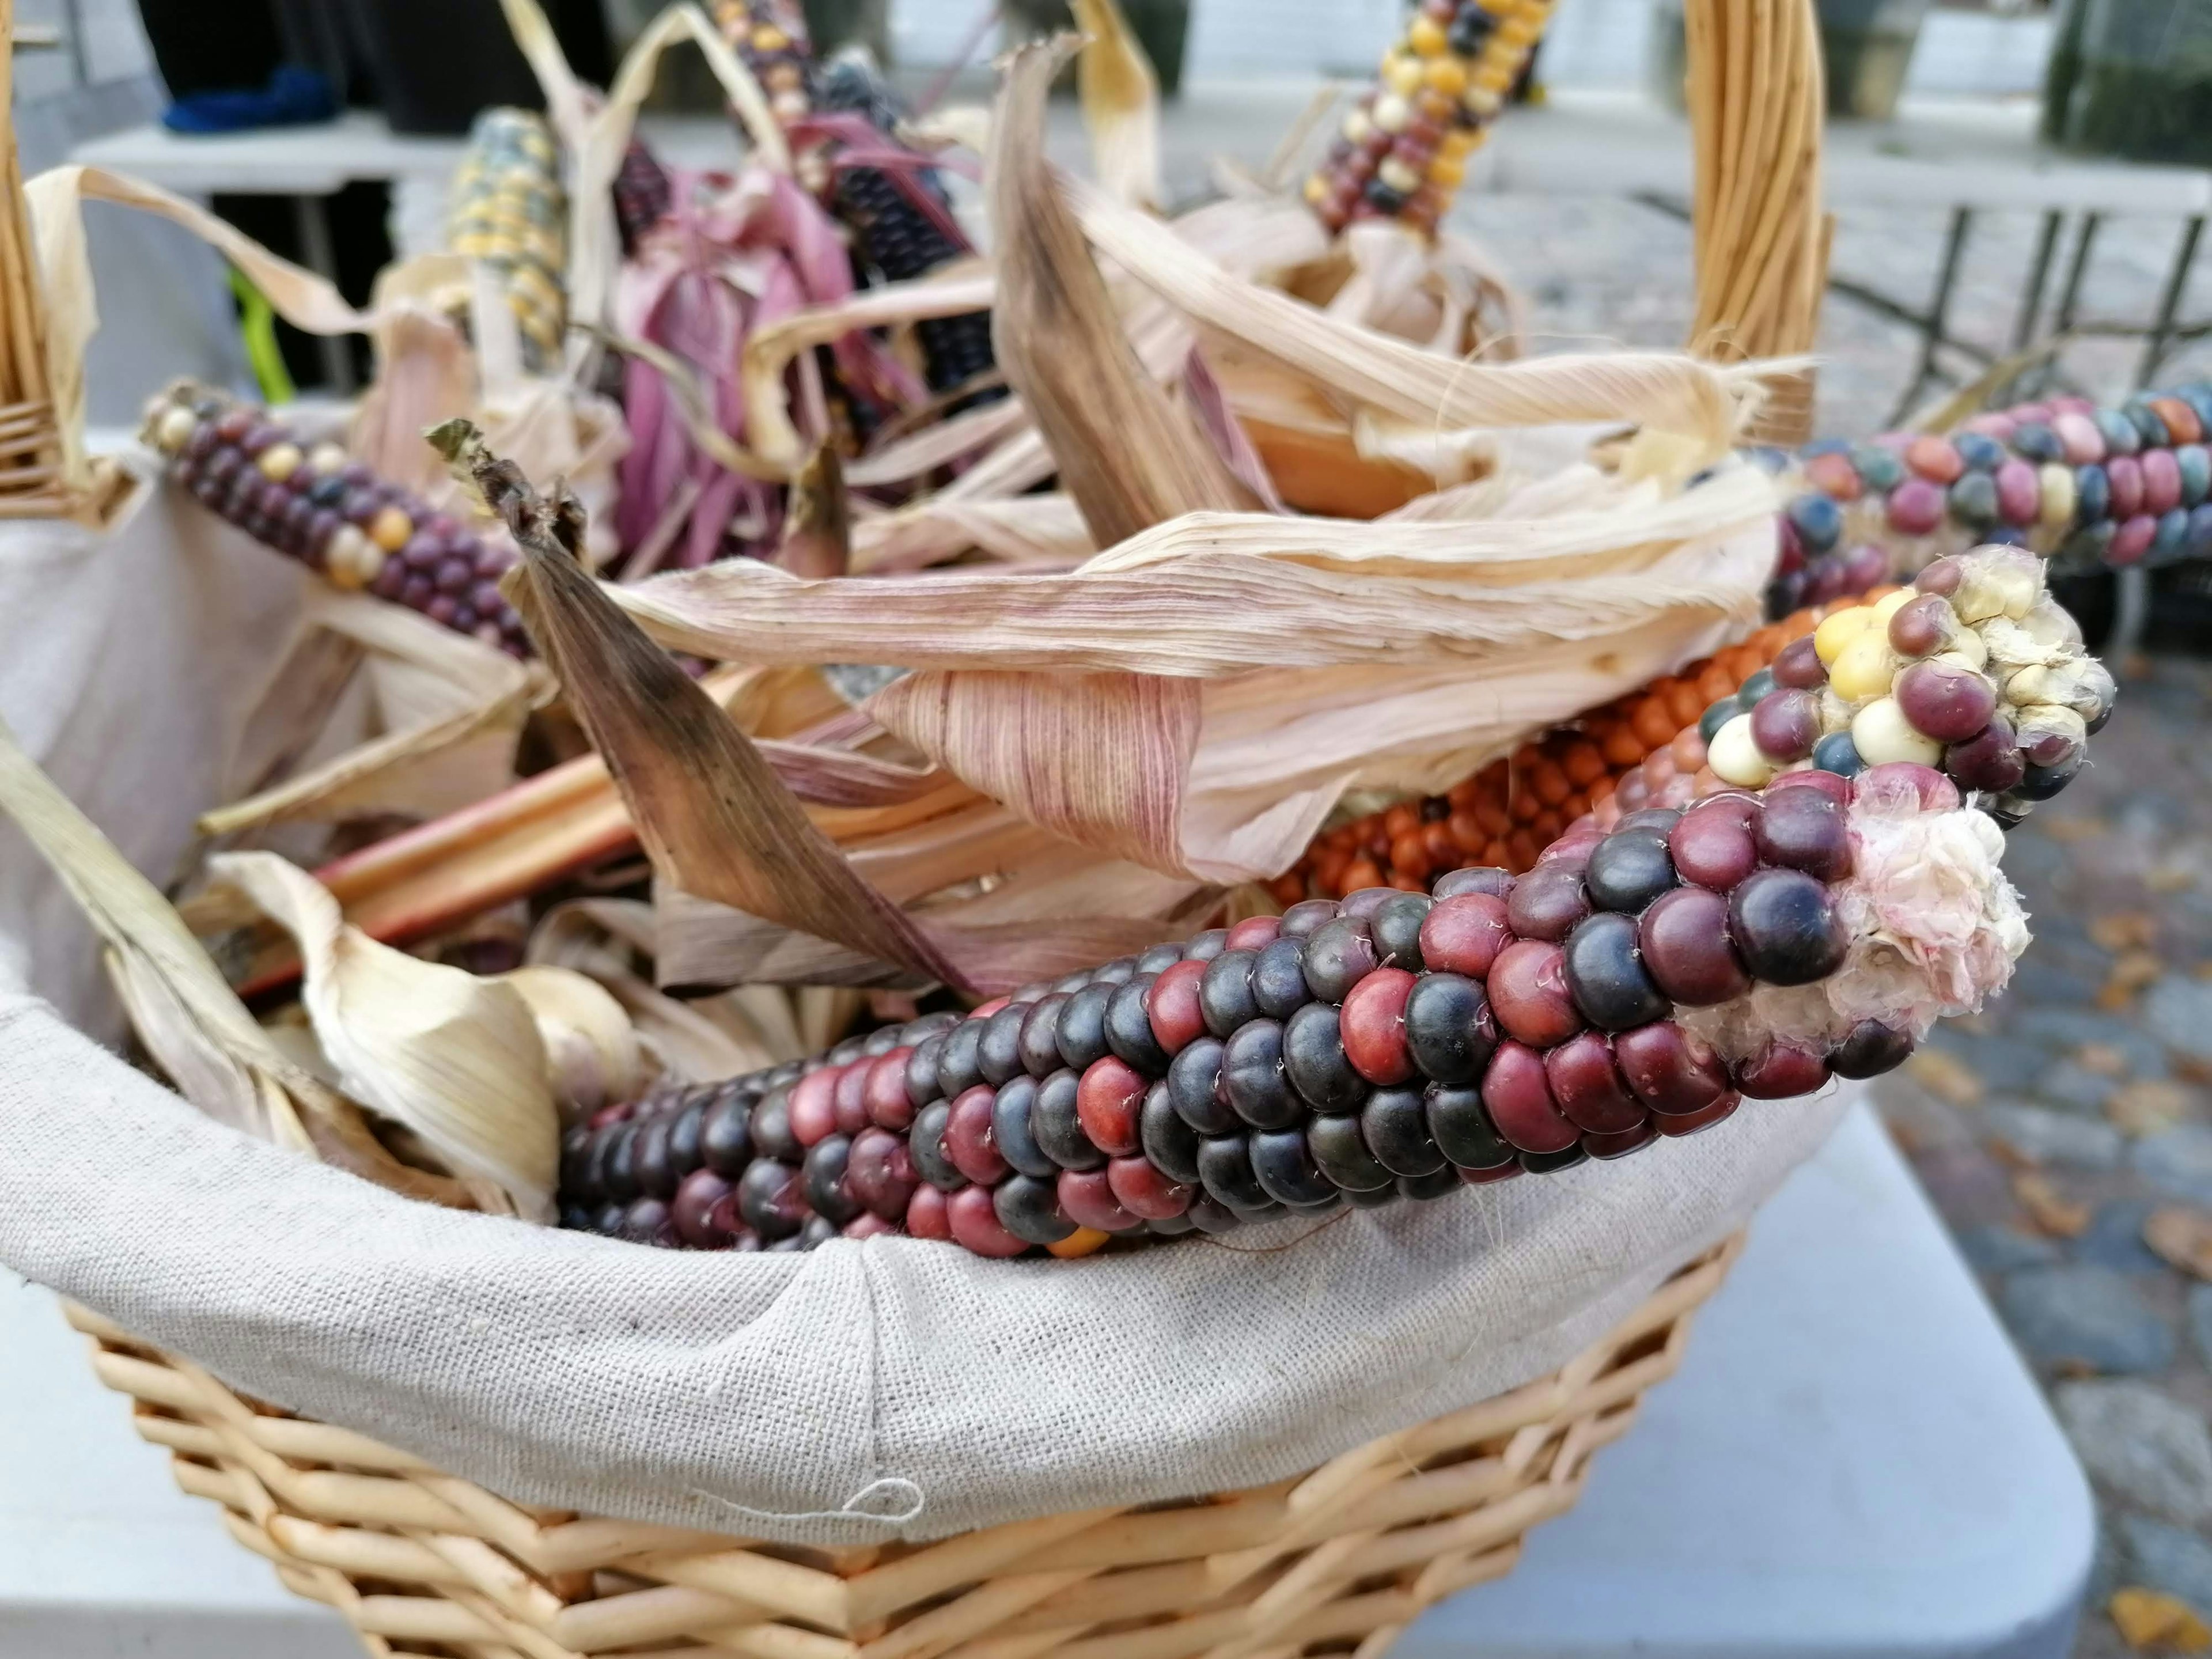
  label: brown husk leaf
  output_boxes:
[987,37,1255,548]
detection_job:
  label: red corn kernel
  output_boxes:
[1421,893,1512,977]
[865,1048,917,1131]
[1488,940,1586,1049]
[843,1212,899,1240]
[1058,1169,1144,1232]
[1614,1022,1730,1115]
[971,995,1012,1019]
[906,1184,952,1241]
[1544,1032,1648,1135]
[1077,1057,1147,1156]
[1107,1156,1194,1220]
[789,1065,842,1147]
[1226,915,1282,951]
[1584,1120,1658,1159]
[834,1060,872,1136]
[948,1184,1030,1256]
[1147,960,1210,1056]
[944,1085,1009,1185]
[1653,1092,1742,1137]
[1481,1040,1582,1154]
[1460,1161,1524,1185]
[1734,1041,1831,1099]
[1340,967,1418,1085]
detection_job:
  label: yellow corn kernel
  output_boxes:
[1383,52,1425,97]
[1813,605,1876,665]
[1048,1228,1112,1260]
[1831,632,1902,702]
[1429,153,1468,190]
[1424,55,1469,97]
[1870,588,1915,624]
[1407,14,1449,55]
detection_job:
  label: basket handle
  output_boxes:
[1683,0,1832,445]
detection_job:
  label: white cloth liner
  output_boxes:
[0,462,1850,1545]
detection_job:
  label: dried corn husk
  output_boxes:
[495,964,645,1119]
[200,588,545,836]
[204,851,559,1218]
[0,712,476,1206]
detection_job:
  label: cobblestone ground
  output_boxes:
[1458,195,2212,1655]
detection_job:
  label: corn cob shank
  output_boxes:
[442,108,567,373]
[1302,0,1557,239]
[560,547,2104,1257]
[140,384,530,657]
[1770,380,2212,615]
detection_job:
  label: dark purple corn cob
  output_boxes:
[141,384,531,658]
[1765,380,2212,618]
[814,59,999,406]
[613,139,675,255]
[556,759,2032,1259]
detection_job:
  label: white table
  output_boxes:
[0,1104,2091,1658]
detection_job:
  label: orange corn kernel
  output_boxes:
[1560,738,1606,787]
[1628,699,1676,749]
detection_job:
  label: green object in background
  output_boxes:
[228,270,296,407]
[1816,0,1931,120]
[2053,0,2212,165]
[2041,0,2089,143]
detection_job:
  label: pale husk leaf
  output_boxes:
[206,851,559,1219]
[495,964,647,1120]
[0,713,476,1205]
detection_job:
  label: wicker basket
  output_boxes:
[63,1237,1740,1659]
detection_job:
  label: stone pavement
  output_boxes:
[1868,657,2212,1658]
[1459,184,2212,1658]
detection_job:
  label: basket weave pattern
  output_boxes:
[64,1236,1739,1659]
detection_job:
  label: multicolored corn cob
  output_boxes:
[711,0,817,128]
[1285,543,2111,900]
[561,548,2103,1258]
[139,385,529,658]
[1302,0,1558,238]
[442,108,568,373]
[559,764,2021,1257]
[1769,381,2212,616]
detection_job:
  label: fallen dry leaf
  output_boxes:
[2077,1043,2131,1079]
[2111,1588,2212,1652]
[2092,912,2160,952]
[2103,951,2168,1008]
[2149,864,2198,895]
[1906,1046,1984,1107]
[2015,1171,2091,1238]
[2039,815,2106,844]
[2145,1208,2212,1282]
[2110,1080,2198,1138]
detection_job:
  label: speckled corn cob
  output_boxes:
[558,770,2011,1257]
[1303,0,1558,238]
[139,384,529,657]
[444,108,567,373]
[1768,380,2212,616]
[559,548,2104,1259]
